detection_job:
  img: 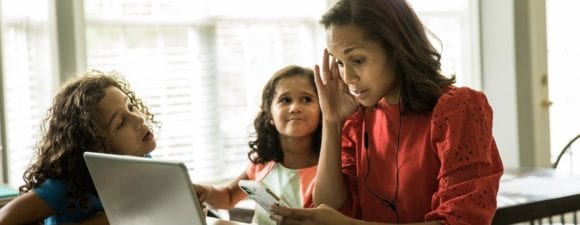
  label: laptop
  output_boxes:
[83,152,207,225]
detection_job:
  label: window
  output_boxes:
[0,0,57,186]
[83,0,326,182]
[409,0,481,88]
[546,0,580,171]
[1,0,481,186]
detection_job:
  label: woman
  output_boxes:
[270,0,503,224]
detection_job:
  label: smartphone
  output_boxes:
[238,180,288,213]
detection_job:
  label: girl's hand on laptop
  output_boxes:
[192,184,212,203]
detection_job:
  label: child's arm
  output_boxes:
[194,171,249,209]
[0,191,54,225]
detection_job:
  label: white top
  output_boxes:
[251,163,317,225]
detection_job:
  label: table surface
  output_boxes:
[493,167,580,224]
[497,167,580,207]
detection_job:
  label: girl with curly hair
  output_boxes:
[0,70,158,225]
[194,65,322,225]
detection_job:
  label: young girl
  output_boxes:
[0,70,158,225]
[194,65,322,225]
[271,0,503,224]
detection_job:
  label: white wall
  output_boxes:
[480,0,520,168]
[480,0,551,168]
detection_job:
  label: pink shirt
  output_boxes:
[339,87,503,225]
[246,161,316,207]
[246,161,317,225]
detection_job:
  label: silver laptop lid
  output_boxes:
[83,152,206,225]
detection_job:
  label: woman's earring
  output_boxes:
[269,119,274,125]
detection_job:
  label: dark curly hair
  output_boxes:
[248,65,322,164]
[321,0,456,115]
[19,70,158,210]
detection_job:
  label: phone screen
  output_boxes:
[238,180,285,213]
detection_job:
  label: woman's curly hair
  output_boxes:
[248,65,322,164]
[19,70,158,210]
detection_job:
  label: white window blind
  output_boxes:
[83,0,326,182]
[409,0,481,88]
[1,0,56,187]
[0,0,480,186]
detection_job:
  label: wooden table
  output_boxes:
[493,168,580,224]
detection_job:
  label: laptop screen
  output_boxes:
[83,152,207,225]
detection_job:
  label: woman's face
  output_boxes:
[270,76,321,140]
[326,24,399,106]
[99,86,156,156]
